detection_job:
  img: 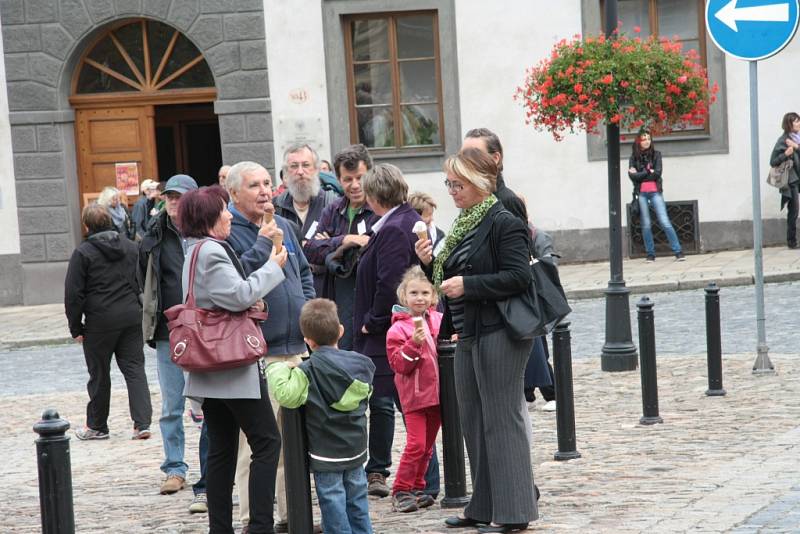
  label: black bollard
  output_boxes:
[704,283,726,396]
[637,297,663,425]
[551,324,581,461]
[33,408,75,534]
[437,340,470,508]
[280,407,313,534]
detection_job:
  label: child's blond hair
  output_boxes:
[396,265,438,308]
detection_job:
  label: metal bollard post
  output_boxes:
[637,297,663,425]
[437,340,470,508]
[704,283,727,396]
[33,408,75,534]
[551,324,581,461]
[280,407,313,534]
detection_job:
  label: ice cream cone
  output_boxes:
[415,230,428,242]
[263,211,274,225]
[413,317,424,330]
[273,229,283,253]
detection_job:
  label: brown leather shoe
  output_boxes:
[160,475,185,495]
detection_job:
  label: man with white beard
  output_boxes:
[274,142,339,293]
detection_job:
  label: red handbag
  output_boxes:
[164,240,268,372]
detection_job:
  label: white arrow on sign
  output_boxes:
[715,0,790,32]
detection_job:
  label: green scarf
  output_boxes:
[433,194,497,288]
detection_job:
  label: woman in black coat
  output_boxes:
[65,203,152,440]
[770,112,800,248]
[416,148,537,533]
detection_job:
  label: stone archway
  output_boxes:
[2,1,272,303]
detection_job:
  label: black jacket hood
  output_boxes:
[87,230,126,261]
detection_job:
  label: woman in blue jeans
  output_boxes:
[628,131,684,262]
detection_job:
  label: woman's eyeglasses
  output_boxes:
[444,179,464,192]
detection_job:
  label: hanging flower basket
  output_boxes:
[516,30,719,141]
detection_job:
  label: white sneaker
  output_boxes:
[188,492,207,514]
[542,400,557,412]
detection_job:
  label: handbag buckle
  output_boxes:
[173,341,187,358]
[246,335,261,349]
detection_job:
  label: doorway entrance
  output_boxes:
[156,103,221,187]
[70,19,218,206]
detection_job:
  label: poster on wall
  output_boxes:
[115,162,139,196]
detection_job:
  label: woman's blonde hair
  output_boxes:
[444,147,498,195]
[97,186,120,206]
[396,265,438,307]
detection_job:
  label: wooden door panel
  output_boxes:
[88,119,143,152]
[76,105,157,205]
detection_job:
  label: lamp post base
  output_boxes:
[705,388,727,397]
[601,281,638,372]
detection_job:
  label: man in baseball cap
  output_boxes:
[162,174,198,196]
[139,173,208,509]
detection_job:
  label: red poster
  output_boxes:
[115,162,139,196]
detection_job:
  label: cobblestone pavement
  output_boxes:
[568,280,800,359]
[6,352,800,533]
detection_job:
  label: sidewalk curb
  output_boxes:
[565,272,800,300]
[0,337,73,350]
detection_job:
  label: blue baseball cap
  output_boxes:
[163,174,198,195]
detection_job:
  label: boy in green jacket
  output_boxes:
[266,298,375,534]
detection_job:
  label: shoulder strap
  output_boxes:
[185,240,206,307]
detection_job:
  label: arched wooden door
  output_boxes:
[70,19,216,206]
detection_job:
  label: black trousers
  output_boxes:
[787,184,799,246]
[82,323,152,433]
[203,379,281,534]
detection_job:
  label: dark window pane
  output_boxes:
[680,39,700,56]
[113,21,145,80]
[86,35,137,82]
[401,104,440,146]
[399,60,437,103]
[354,63,392,105]
[357,106,395,148]
[618,0,651,36]
[658,0,698,39]
[76,63,138,93]
[147,20,175,76]
[162,60,215,89]
[160,34,204,83]
[396,14,435,59]
[351,19,389,61]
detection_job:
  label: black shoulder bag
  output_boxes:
[491,213,572,340]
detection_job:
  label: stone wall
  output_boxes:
[0,0,273,303]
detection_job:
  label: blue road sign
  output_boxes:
[706,0,799,60]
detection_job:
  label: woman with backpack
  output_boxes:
[770,112,800,248]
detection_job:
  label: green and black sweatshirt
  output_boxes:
[266,345,375,472]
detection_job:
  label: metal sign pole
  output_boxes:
[749,60,774,374]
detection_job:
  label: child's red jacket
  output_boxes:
[386,305,442,413]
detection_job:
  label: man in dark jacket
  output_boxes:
[138,174,208,510]
[274,143,338,293]
[131,179,160,239]
[463,127,528,224]
[225,161,316,533]
[304,144,378,350]
[66,203,152,441]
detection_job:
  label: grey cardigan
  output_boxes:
[182,237,285,400]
